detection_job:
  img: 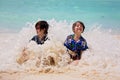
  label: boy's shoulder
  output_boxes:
[67,34,74,39]
[80,36,87,41]
[31,35,38,40]
[33,35,38,38]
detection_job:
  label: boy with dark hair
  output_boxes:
[17,20,50,64]
[64,21,88,60]
[31,21,49,44]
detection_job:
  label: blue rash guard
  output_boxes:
[31,35,48,45]
[64,34,88,60]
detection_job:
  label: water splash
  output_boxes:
[0,19,120,74]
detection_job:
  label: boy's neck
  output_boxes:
[74,34,81,41]
[38,34,45,40]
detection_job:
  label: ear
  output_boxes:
[72,28,75,33]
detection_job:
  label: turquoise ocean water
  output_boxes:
[0,0,120,34]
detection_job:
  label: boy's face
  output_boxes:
[36,28,45,37]
[74,22,83,35]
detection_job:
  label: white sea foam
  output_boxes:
[0,20,120,75]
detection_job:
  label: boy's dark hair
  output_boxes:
[35,21,49,34]
[72,21,85,33]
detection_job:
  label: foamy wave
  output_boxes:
[0,20,120,74]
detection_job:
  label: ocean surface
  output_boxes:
[0,0,120,34]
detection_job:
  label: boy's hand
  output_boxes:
[68,50,77,56]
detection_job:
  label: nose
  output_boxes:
[76,26,81,28]
[78,26,81,28]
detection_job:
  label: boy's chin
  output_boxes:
[77,30,82,33]
[76,32,82,35]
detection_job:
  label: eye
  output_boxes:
[76,25,80,28]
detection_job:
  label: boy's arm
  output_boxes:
[64,35,76,52]
[64,36,71,50]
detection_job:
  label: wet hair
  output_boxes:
[35,21,49,34]
[72,21,85,33]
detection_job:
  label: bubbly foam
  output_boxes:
[0,20,120,75]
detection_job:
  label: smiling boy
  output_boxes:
[64,21,88,60]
